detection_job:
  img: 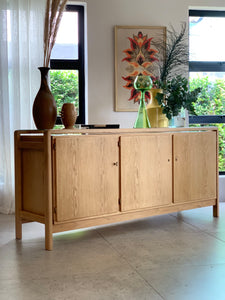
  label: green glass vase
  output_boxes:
[134,91,151,128]
[133,75,152,128]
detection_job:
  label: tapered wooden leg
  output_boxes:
[15,131,23,240]
[214,129,219,218]
[15,216,22,239]
[45,225,53,250]
[213,203,219,217]
[44,131,53,251]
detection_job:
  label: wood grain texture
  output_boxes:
[14,131,22,239]
[14,127,218,136]
[214,128,219,217]
[173,131,217,203]
[44,131,53,250]
[20,211,45,224]
[14,128,219,250]
[53,199,216,233]
[120,134,172,211]
[54,135,119,222]
[22,150,45,215]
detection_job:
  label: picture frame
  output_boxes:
[114,25,166,112]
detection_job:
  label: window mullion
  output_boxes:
[189,61,225,72]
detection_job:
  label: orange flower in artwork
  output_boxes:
[122,31,158,103]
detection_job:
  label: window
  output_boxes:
[50,5,85,124]
[189,9,225,118]
[189,9,225,173]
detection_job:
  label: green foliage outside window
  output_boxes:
[50,70,79,115]
[189,77,225,171]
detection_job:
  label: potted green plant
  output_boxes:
[151,23,201,125]
[155,76,201,123]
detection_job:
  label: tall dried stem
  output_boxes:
[160,23,188,82]
[43,0,68,67]
[151,23,188,86]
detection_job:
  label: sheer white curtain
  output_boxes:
[0,0,45,213]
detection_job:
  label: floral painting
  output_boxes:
[115,26,166,111]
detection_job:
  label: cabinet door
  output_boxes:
[173,131,217,203]
[54,135,119,222]
[120,134,172,211]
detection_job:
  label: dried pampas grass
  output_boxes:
[43,0,68,67]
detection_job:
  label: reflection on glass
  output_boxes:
[51,12,78,60]
[189,72,225,171]
[190,72,225,83]
[190,122,225,172]
[189,72,225,116]
[49,70,79,115]
[189,17,225,61]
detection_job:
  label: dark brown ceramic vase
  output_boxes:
[61,103,77,129]
[32,67,57,130]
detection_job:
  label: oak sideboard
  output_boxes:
[14,127,219,250]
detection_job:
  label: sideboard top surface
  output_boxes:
[15,126,218,137]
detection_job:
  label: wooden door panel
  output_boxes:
[22,150,45,216]
[174,131,217,203]
[54,135,119,221]
[120,134,172,211]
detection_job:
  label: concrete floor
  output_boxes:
[1,204,225,300]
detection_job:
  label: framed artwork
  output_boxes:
[114,26,166,111]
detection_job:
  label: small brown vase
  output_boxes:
[32,67,57,130]
[60,103,77,129]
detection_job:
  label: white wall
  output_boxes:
[71,0,225,128]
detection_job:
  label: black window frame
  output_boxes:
[189,10,225,76]
[51,4,85,124]
[189,9,225,174]
[189,9,225,126]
